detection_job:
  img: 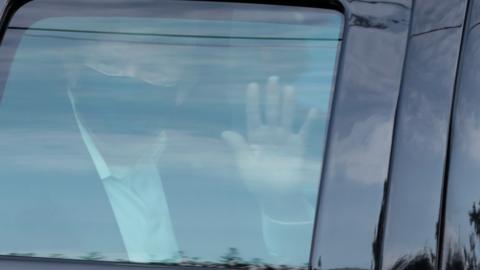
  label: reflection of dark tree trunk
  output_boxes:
[444,239,476,270]
[465,202,480,270]
[444,201,480,270]
[469,203,480,238]
[445,245,466,270]
[389,251,434,270]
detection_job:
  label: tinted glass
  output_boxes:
[0,0,342,268]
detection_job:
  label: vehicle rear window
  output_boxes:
[0,0,342,268]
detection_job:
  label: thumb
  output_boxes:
[221,131,250,160]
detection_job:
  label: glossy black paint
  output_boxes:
[440,1,480,270]
[380,1,469,270]
[0,0,472,270]
[311,1,412,270]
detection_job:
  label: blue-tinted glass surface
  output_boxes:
[0,0,342,267]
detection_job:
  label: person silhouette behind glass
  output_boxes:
[65,35,320,265]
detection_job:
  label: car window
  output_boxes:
[0,0,342,268]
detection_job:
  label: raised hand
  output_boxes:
[222,76,319,207]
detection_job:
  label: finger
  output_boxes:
[246,83,261,132]
[221,131,251,161]
[265,76,280,126]
[299,108,319,139]
[282,85,296,131]
[151,131,168,159]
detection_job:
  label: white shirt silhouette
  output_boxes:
[68,88,312,265]
[69,90,178,263]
